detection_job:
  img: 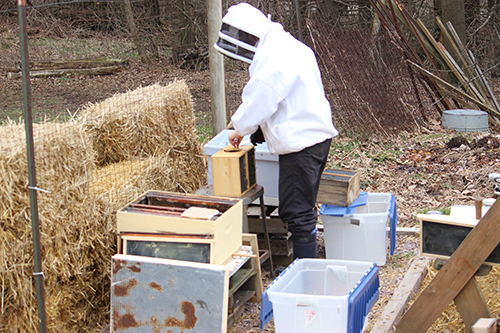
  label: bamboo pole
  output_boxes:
[468,50,500,113]
[408,60,500,122]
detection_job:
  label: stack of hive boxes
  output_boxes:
[111,190,262,333]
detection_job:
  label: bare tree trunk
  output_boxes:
[123,0,150,64]
[178,0,194,48]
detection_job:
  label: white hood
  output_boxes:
[229,4,338,155]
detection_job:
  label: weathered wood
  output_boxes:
[316,168,360,206]
[395,199,500,333]
[7,65,124,79]
[455,277,492,332]
[416,18,485,104]
[370,257,431,333]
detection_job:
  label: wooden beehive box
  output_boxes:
[316,168,360,207]
[417,214,500,267]
[116,191,243,265]
[211,145,256,197]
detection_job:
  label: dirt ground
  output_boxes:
[1,58,500,332]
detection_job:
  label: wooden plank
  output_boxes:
[370,257,431,333]
[395,199,500,333]
[242,233,263,300]
[455,277,493,332]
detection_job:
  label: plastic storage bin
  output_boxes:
[203,129,279,205]
[319,193,397,266]
[260,259,379,333]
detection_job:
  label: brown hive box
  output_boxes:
[316,168,360,207]
[211,145,256,197]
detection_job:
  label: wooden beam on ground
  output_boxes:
[395,199,500,333]
[371,257,431,333]
[7,66,124,79]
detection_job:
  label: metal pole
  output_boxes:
[208,0,226,136]
[18,1,48,332]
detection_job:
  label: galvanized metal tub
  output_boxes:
[442,109,489,132]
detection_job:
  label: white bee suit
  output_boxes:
[225,3,339,155]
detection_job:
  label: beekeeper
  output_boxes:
[214,3,339,261]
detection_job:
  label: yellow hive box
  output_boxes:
[211,145,256,197]
[116,191,243,265]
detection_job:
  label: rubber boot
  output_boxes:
[293,228,318,259]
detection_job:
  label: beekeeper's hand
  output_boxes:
[229,131,244,148]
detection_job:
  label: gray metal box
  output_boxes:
[111,254,229,332]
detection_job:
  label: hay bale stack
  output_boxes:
[81,80,203,167]
[0,120,114,332]
[84,79,207,206]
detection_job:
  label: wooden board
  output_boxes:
[418,214,500,267]
[370,257,431,333]
[454,277,492,331]
[316,168,360,207]
[395,199,500,333]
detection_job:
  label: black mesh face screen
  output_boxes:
[215,37,255,61]
[221,23,259,47]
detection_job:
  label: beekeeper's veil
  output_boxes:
[214,3,272,64]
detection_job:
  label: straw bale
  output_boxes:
[0,119,113,333]
[89,151,207,210]
[80,80,202,166]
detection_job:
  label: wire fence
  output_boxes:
[1,0,500,332]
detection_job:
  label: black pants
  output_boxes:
[278,138,332,237]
